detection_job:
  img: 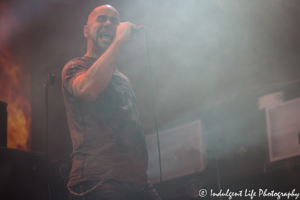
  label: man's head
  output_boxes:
[84,5,120,56]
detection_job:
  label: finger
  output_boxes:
[136,26,145,31]
[126,22,136,28]
[130,22,137,27]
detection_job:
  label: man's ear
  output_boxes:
[84,24,89,38]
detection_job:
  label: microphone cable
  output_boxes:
[145,29,163,191]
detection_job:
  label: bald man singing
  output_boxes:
[62,5,160,200]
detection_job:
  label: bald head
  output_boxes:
[84,5,121,57]
[87,5,120,25]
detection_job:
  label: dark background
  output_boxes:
[2,0,300,199]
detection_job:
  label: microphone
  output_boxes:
[132,26,145,34]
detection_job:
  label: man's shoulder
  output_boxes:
[62,56,93,77]
[61,57,91,85]
[63,57,89,70]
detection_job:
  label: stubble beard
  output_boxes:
[91,37,109,56]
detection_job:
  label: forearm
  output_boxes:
[73,40,123,101]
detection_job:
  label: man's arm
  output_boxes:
[72,22,135,101]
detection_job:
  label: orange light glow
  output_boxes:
[0,2,31,150]
[0,48,31,150]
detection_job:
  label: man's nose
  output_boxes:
[104,19,112,27]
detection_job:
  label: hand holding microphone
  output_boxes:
[131,26,145,35]
[131,25,145,41]
[115,22,145,45]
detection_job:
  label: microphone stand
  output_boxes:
[44,74,56,200]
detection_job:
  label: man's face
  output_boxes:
[85,5,120,52]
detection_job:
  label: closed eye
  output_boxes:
[110,17,120,25]
[97,15,107,23]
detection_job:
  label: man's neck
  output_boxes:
[85,45,104,59]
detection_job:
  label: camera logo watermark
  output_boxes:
[199,189,207,197]
[198,189,300,199]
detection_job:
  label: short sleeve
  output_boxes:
[62,61,87,96]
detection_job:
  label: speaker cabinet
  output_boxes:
[0,147,46,200]
[0,101,7,147]
[266,97,300,162]
[146,120,205,183]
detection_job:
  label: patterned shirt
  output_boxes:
[62,56,148,187]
